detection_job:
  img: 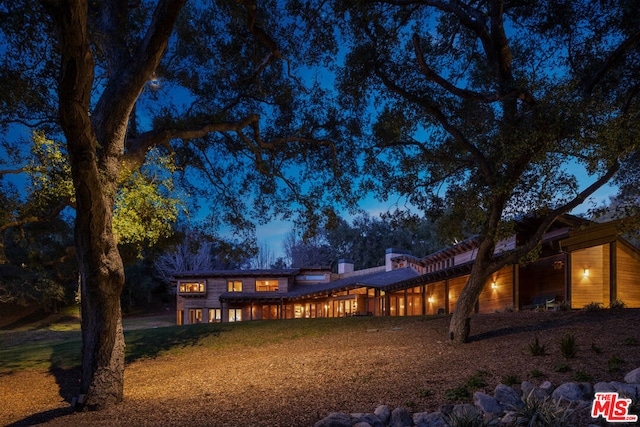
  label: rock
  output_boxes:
[593,381,616,393]
[413,411,446,427]
[494,384,524,409]
[353,423,372,427]
[473,391,503,414]
[539,380,554,395]
[391,407,413,427]
[374,405,391,424]
[552,382,585,402]
[624,368,640,384]
[351,413,384,427]
[521,381,535,397]
[314,412,352,427]
[609,381,640,397]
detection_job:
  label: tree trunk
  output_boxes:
[72,150,126,410]
[448,239,495,344]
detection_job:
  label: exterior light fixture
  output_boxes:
[428,297,434,303]
[583,268,590,278]
[491,282,498,289]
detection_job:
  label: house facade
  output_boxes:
[174,216,640,325]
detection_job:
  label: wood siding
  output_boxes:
[617,242,640,307]
[478,266,514,313]
[571,244,610,308]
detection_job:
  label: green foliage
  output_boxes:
[444,371,489,402]
[623,336,639,346]
[502,374,521,387]
[553,363,571,373]
[528,369,545,380]
[113,149,186,252]
[512,389,573,427]
[558,333,577,359]
[444,385,471,402]
[571,370,592,382]
[591,343,602,354]
[444,405,488,427]
[608,355,625,373]
[416,388,433,398]
[528,335,548,356]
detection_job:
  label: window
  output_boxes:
[227,280,242,292]
[256,279,278,291]
[229,308,242,322]
[189,309,202,324]
[208,308,221,323]
[179,281,205,294]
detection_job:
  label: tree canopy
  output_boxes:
[298,0,639,341]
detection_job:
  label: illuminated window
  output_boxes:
[229,308,242,322]
[256,280,278,291]
[208,308,221,323]
[178,281,205,294]
[189,309,202,324]
[228,280,242,292]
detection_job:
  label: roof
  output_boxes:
[219,267,422,303]
[173,268,300,278]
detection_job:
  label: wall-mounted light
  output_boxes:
[583,268,590,278]
[428,297,434,303]
[491,281,498,289]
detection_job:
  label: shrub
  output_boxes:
[445,385,471,401]
[571,370,592,382]
[553,363,571,373]
[608,355,625,372]
[513,389,573,427]
[444,405,489,427]
[416,388,433,398]
[559,333,577,359]
[502,374,520,386]
[591,343,602,354]
[529,369,545,380]
[583,302,603,312]
[528,335,548,356]
[610,299,626,310]
[465,370,489,389]
[623,336,639,346]
[557,301,571,311]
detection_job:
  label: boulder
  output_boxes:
[391,407,413,427]
[314,412,352,427]
[624,368,640,384]
[551,382,585,402]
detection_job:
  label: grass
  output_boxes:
[0,312,439,373]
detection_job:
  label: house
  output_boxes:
[173,216,640,325]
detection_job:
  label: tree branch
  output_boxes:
[122,114,260,170]
[583,29,640,96]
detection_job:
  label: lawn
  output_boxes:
[1,308,639,426]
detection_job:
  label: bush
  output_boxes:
[559,333,577,359]
[528,369,545,380]
[610,299,626,310]
[583,302,603,312]
[513,389,573,427]
[608,355,625,372]
[571,370,592,382]
[553,363,571,373]
[502,374,520,386]
[528,335,548,356]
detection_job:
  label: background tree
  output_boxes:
[303,0,640,342]
[1,0,354,409]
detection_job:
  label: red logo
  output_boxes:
[591,392,638,423]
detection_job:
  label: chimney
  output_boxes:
[385,248,409,272]
[338,259,354,274]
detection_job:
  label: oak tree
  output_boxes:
[308,0,640,342]
[1,0,352,409]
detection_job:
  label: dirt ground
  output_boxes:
[2,309,640,426]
